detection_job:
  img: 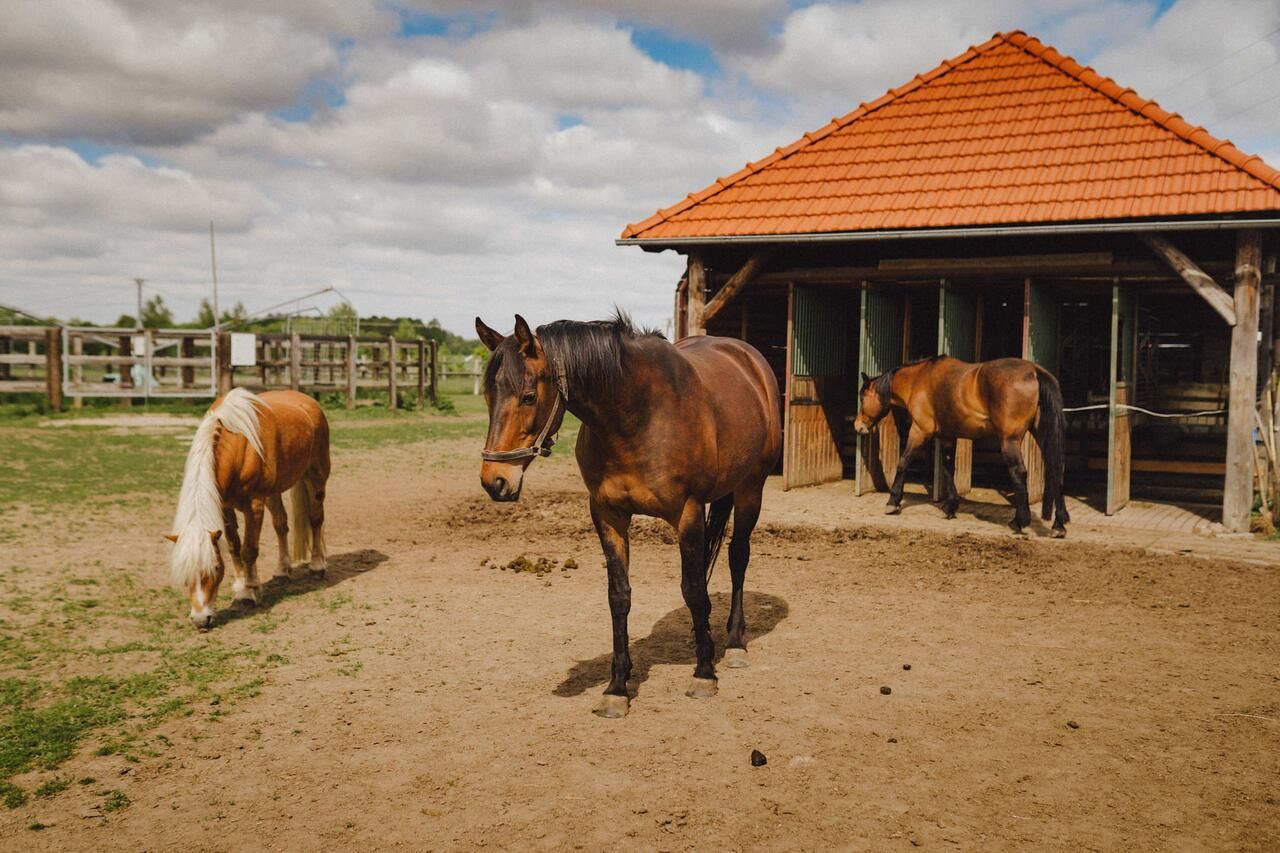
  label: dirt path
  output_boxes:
[2,430,1278,851]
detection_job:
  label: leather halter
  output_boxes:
[480,360,568,463]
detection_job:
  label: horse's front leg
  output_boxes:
[887,425,931,514]
[591,500,632,718]
[677,500,717,698]
[267,495,290,578]
[1001,436,1032,534]
[232,498,266,607]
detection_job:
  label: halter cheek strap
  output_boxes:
[480,364,568,463]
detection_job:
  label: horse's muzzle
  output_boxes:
[481,464,524,502]
[189,611,215,630]
[853,418,872,435]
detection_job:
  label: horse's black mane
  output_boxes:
[487,310,664,397]
[865,354,945,400]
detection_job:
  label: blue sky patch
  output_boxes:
[628,26,720,77]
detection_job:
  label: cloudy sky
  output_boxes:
[2,0,1278,336]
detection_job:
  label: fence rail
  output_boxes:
[0,325,440,410]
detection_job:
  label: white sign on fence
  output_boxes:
[230,333,257,367]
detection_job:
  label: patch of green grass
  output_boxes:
[0,781,26,808]
[34,778,69,798]
[28,821,47,831]
[101,790,130,812]
[77,777,95,786]
[315,592,353,612]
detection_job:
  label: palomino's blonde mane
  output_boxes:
[169,388,265,586]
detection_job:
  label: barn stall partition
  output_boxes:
[621,30,1280,531]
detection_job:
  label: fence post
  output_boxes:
[429,340,438,403]
[290,332,302,391]
[387,335,398,410]
[0,333,9,381]
[217,332,233,396]
[416,339,426,408]
[72,334,83,409]
[181,335,195,392]
[45,327,63,412]
[346,336,357,409]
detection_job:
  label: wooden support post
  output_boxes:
[1223,229,1262,531]
[289,332,302,391]
[674,275,689,339]
[387,336,397,409]
[217,333,233,396]
[1141,234,1237,325]
[45,327,62,412]
[782,282,794,489]
[346,336,357,409]
[703,249,771,324]
[181,336,195,390]
[687,254,707,336]
[417,340,426,407]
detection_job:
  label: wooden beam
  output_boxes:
[1141,234,1237,325]
[702,249,772,323]
[1223,229,1262,531]
[686,255,707,336]
[879,252,1112,273]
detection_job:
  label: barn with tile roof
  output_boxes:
[620,30,1280,532]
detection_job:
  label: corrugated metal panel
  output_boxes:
[860,288,902,377]
[940,287,976,361]
[1027,282,1059,369]
[792,287,849,377]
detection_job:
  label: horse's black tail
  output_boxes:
[704,494,734,583]
[1035,367,1070,526]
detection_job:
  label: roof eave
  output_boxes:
[617,216,1280,251]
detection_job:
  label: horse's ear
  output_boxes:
[475,317,504,352]
[512,314,539,358]
[164,533,178,543]
[861,372,871,384]
[209,530,222,544]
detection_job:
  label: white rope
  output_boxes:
[1062,403,1226,418]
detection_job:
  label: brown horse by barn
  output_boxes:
[476,313,781,718]
[853,356,1069,537]
[168,388,331,629]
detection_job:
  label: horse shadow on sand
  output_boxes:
[553,590,789,700]
[214,549,389,627]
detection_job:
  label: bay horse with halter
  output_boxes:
[853,356,1069,537]
[168,388,331,629]
[475,313,781,718]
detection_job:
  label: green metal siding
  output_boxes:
[792,287,848,377]
[940,287,976,361]
[1027,283,1059,369]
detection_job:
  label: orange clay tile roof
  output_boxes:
[621,30,1280,241]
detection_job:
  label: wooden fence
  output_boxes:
[0,326,438,411]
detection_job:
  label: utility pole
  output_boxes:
[209,221,220,332]
[133,278,144,329]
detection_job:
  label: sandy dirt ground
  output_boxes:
[2,420,1278,851]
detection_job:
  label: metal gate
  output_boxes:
[784,286,849,489]
[856,286,904,495]
[63,327,218,399]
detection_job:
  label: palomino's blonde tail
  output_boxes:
[169,388,264,586]
[286,479,314,568]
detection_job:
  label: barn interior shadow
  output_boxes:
[553,591,789,700]
[215,548,388,627]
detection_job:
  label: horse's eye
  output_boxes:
[520,392,536,406]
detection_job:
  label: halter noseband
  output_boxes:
[480,360,568,463]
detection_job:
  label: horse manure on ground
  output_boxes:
[496,554,575,577]
[750,750,767,767]
[880,686,893,695]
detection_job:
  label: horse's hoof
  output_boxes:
[308,568,326,579]
[884,504,902,516]
[230,596,257,610]
[1050,527,1067,539]
[593,694,629,719]
[723,648,749,669]
[944,511,957,520]
[686,677,718,699]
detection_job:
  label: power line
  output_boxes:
[1178,55,1280,114]
[1164,23,1280,91]
[1214,88,1280,124]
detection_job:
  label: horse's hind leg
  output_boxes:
[1001,436,1032,534]
[306,472,327,576]
[267,495,290,577]
[677,500,717,698]
[939,438,961,519]
[724,486,762,668]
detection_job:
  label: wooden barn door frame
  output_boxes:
[934,279,977,499]
[783,282,795,490]
[784,284,848,489]
[1106,278,1135,515]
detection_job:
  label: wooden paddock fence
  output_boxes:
[0,326,439,411]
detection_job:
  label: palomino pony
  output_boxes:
[476,313,781,718]
[168,388,330,628]
[853,356,1069,537]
